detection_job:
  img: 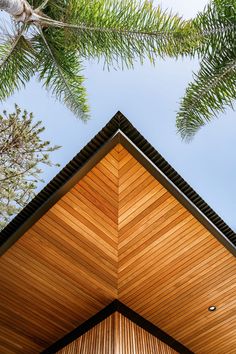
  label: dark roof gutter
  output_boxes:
[0,112,235,256]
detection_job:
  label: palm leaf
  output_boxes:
[176,0,236,140]
[41,0,196,69]
[33,28,89,120]
[28,0,49,10]
[31,0,70,20]
[193,0,236,56]
[0,25,36,100]
[176,47,236,140]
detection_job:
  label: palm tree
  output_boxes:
[176,0,236,140]
[0,0,194,120]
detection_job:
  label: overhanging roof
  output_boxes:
[1,111,235,256]
[0,112,235,354]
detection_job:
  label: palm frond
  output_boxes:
[28,0,47,10]
[176,47,236,140]
[193,0,236,55]
[36,0,50,11]
[0,25,36,100]
[35,0,69,20]
[41,0,196,69]
[33,28,89,120]
[176,0,236,140]
[28,0,68,23]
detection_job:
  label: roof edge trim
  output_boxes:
[118,132,236,257]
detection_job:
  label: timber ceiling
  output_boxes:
[0,116,235,354]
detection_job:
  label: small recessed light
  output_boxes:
[208,306,217,312]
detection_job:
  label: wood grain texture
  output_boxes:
[0,150,119,354]
[57,312,177,354]
[0,144,235,353]
[117,145,236,354]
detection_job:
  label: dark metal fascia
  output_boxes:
[114,114,236,248]
[0,131,120,255]
[118,132,236,257]
[41,300,118,354]
[42,300,193,354]
[116,301,193,354]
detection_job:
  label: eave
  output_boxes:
[1,111,235,256]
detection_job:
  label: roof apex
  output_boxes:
[1,112,235,256]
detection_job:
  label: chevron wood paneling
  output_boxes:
[0,144,235,353]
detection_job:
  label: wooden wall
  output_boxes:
[57,312,177,354]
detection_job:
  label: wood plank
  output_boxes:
[57,312,177,354]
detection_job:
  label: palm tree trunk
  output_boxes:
[0,0,33,21]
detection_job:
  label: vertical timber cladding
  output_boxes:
[57,312,177,354]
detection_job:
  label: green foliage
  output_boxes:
[176,48,236,140]
[194,0,236,54]
[0,0,193,119]
[1,0,235,137]
[28,0,43,9]
[34,28,89,120]
[57,0,195,68]
[0,25,36,100]
[0,105,60,229]
[176,0,236,140]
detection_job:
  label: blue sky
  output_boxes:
[1,0,236,230]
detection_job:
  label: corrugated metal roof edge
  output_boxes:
[1,111,235,250]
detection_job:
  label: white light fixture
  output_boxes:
[208,306,217,312]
